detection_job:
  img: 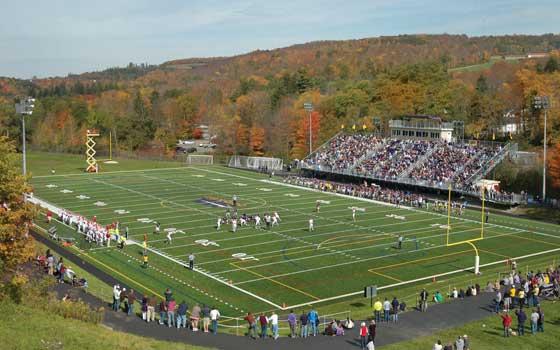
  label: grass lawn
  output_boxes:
[380,298,560,350]
[26,153,560,335]
[448,56,521,73]
[0,299,214,350]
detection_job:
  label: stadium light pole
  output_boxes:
[304,102,314,156]
[533,96,550,203]
[15,97,36,176]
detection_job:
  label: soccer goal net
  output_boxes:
[186,155,214,165]
[228,156,283,171]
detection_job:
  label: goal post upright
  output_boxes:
[445,183,482,275]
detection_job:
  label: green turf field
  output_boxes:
[29,165,560,320]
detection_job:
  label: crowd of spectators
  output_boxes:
[303,134,381,172]
[355,139,434,180]
[284,176,425,207]
[302,134,503,191]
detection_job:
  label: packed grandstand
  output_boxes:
[301,133,513,196]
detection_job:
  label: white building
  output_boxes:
[389,115,454,142]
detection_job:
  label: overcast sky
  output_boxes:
[1,0,558,78]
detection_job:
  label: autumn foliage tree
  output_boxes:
[0,136,36,273]
[549,142,560,189]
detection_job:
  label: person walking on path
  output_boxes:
[383,298,391,322]
[420,289,429,312]
[391,297,399,322]
[373,299,382,322]
[515,309,527,335]
[269,311,279,340]
[287,310,297,338]
[368,320,376,344]
[501,311,512,337]
[308,308,319,336]
[201,304,210,333]
[244,312,257,339]
[112,284,121,311]
[299,310,309,338]
[359,322,369,350]
[209,306,220,334]
[141,295,148,321]
[259,313,268,339]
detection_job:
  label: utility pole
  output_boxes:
[15,97,36,176]
[533,96,550,203]
[304,102,314,156]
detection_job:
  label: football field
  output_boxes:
[31,165,560,316]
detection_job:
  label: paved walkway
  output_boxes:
[36,231,496,349]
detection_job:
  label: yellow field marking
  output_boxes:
[369,270,404,283]
[369,249,473,272]
[73,246,164,299]
[230,262,320,301]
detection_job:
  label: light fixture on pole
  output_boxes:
[533,95,550,203]
[15,97,36,176]
[304,102,313,156]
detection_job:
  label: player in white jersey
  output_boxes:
[352,208,356,222]
[239,217,247,226]
[273,211,281,222]
[216,218,222,231]
[254,214,261,229]
[232,218,238,233]
[271,215,279,227]
[165,231,173,244]
[308,218,314,232]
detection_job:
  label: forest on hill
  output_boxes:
[0,34,559,170]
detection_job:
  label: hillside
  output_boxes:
[0,34,559,179]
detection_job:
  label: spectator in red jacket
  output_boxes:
[500,311,512,337]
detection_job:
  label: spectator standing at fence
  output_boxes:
[127,289,136,316]
[177,300,188,329]
[515,308,526,335]
[359,322,369,350]
[288,310,297,338]
[373,299,382,322]
[391,297,399,322]
[210,306,220,334]
[164,288,173,302]
[244,312,257,339]
[308,307,319,336]
[158,299,167,325]
[201,304,210,333]
[191,303,201,331]
[420,289,429,312]
[454,336,464,350]
[269,311,279,340]
[147,295,156,323]
[167,298,176,328]
[141,295,148,321]
[537,307,544,332]
[383,298,391,322]
[300,310,309,338]
[500,311,512,337]
[259,313,268,338]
